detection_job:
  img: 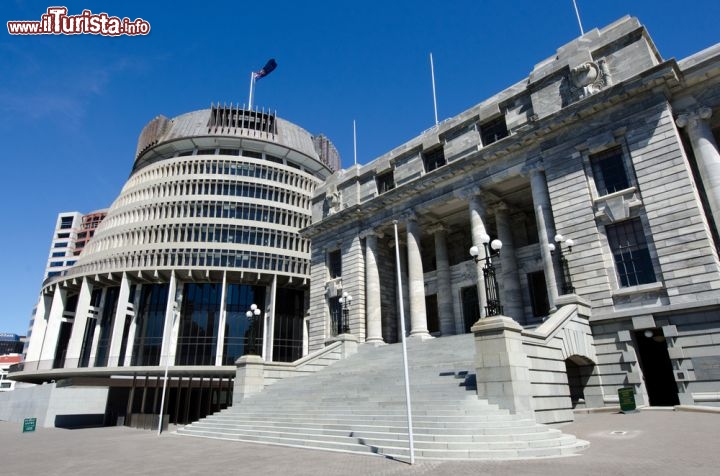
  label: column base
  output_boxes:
[408,331,434,341]
[365,337,386,346]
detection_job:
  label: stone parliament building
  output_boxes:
[3,16,720,457]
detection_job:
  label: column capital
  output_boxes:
[359,229,383,240]
[401,211,418,223]
[676,107,713,129]
[452,187,479,202]
[494,201,510,214]
[426,223,447,235]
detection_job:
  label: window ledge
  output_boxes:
[592,186,637,203]
[611,282,664,297]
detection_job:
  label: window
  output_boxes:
[422,147,446,172]
[57,232,70,239]
[376,170,395,194]
[480,116,508,146]
[51,252,65,257]
[54,242,67,248]
[606,218,656,287]
[60,216,74,229]
[591,146,630,196]
[328,249,342,279]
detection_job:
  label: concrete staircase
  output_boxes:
[178,334,588,460]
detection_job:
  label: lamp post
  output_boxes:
[245,304,262,355]
[338,292,352,334]
[469,234,503,317]
[549,234,575,294]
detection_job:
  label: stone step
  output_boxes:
[187,417,547,434]
[182,421,563,443]
[178,334,587,460]
[179,425,575,453]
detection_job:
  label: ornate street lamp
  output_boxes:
[469,233,503,317]
[338,292,352,334]
[245,304,262,355]
[549,234,575,294]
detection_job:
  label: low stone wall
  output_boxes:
[233,334,357,404]
[473,295,598,424]
[0,383,108,428]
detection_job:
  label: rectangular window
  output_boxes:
[57,232,70,239]
[591,146,630,196]
[376,170,395,194]
[50,261,63,267]
[60,216,74,229]
[480,116,509,146]
[51,251,65,257]
[422,147,446,172]
[54,242,67,248]
[328,250,342,279]
[606,218,656,287]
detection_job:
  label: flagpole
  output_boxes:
[430,53,439,126]
[393,220,415,465]
[353,120,358,166]
[248,72,256,111]
[572,0,585,35]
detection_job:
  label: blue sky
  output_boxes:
[1,1,718,335]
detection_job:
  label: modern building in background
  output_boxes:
[0,334,24,392]
[6,17,720,431]
[44,210,107,281]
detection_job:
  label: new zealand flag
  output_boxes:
[254,59,277,80]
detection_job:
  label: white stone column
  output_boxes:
[88,287,108,367]
[264,275,278,361]
[123,283,142,367]
[430,225,454,335]
[406,216,430,338]
[25,292,52,367]
[65,277,93,368]
[495,203,524,322]
[108,273,131,366]
[364,231,384,344]
[468,195,489,318]
[215,271,228,366]
[39,285,67,369]
[676,107,720,230]
[530,167,559,311]
[161,273,179,367]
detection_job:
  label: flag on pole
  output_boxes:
[254,59,277,80]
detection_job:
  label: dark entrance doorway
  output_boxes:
[634,329,679,406]
[461,286,480,333]
[425,294,440,334]
[527,271,550,318]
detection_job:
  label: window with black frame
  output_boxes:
[591,146,630,196]
[422,147,446,172]
[606,218,656,287]
[328,249,342,279]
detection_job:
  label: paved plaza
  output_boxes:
[1,409,719,475]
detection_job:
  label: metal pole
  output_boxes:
[353,120,358,166]
[393,220,415,465]
[430,53,439,126]
[248,72,256,110]
[572,0,585,35]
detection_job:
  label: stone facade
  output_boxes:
[304,16,720,414]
